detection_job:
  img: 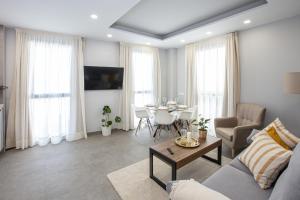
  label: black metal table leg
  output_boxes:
[150,149,153,178]
[201,144,222,166]
[171,162,177,181]
[149,148,177,190]
[217,143,222,165]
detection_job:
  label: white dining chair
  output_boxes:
[134,106,153,135]
[153,109,181,140]
[178,110,194,127]
[178,106,197,130]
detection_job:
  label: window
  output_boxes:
[28,40,73,145]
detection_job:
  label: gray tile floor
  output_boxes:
[0,128,232,200]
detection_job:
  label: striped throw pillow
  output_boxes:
[239,134,293,189]
[252,118,300,149]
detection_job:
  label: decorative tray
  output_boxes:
[175,136,200,148]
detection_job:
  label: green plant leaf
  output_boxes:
[115,116,121,123]
[103,105,112,114]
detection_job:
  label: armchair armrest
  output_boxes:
[214,117,238,128]
[232,124,260,149]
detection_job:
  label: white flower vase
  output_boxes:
[102,126,112,136]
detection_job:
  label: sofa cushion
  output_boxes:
[253,118,300,149]
[216,127,234,141]
[239,134,293,189]
[203,165,273,200]
[267,126,290,150]
[229,157,252,175]
[269,143,300,200]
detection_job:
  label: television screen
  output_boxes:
[84,66,124,90]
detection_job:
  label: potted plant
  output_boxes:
[192,116,210,140]
[101,105,121,136]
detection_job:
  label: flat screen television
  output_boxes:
[84,66,124,90]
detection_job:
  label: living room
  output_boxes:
[0,0,300,200]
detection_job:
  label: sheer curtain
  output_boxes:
[195,37,226,120]
[120,43,161,130]
[132,48,156,107]
[6,29,86,149]
[185,33,240,134]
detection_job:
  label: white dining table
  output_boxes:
[145,104,191,119]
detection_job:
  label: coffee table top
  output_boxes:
[150,135,222,169]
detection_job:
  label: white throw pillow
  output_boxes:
[170,179,230,200]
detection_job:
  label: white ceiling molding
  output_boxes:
[111,0,267,40]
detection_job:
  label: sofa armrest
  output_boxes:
[214,117,238,128]
[232,124,260,149]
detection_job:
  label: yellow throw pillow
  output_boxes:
[239,134,293,189]
[267,126,290,150]
[252,118,300,149]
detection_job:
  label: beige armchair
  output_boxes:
[214,103,266,157]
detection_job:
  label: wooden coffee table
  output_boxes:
[149,135,222,189]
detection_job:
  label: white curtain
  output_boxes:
[120,43,161,131]
[223,32,240,117]
[184,33,240,125]
[196,37,226,120]
[185,44,197,108]
[6,29,86,149]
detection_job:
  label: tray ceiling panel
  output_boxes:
[112,0,266,38]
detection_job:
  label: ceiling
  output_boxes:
[0,0,300,48]
[113,0,264,37]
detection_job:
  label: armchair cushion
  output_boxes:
[237,103,266,126]
[214,117,238,128]
[216,127,234,141]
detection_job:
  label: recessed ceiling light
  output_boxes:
[107,34,112,38]
[90,14,98,20]
[180,39,186,43]
[243,19,251,24]
[206,31,212,35]
[146,42,151,45]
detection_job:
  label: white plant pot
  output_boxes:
[102,126,112,136]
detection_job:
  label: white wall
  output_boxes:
[83,39,121,133]
[84,40,169,132]
[239,15,300,135]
